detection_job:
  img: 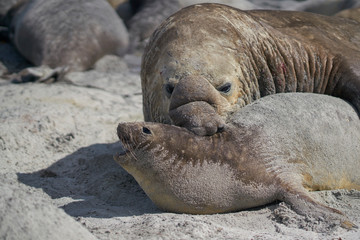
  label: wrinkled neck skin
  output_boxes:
[240,25,341,96]
[141,4,346,135]
[115,123,278,214]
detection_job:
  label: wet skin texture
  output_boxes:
[141,3,360,136]
[115,93,360,230]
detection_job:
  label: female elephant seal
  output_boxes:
[7,0,129,72]
[141,3,360,136]
[115,93,360,229]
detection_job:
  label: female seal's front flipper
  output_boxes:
[276,180,357,230]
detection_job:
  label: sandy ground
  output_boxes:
[1,43,359,239]
[1,1,360,239]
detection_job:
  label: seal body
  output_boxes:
[0,0,22,26]
[335,7,360,22]
[9,0,129,71]
[126,0,181,53]
[116,93,360,228]
[141,3,360,135]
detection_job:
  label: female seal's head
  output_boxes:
[114,121,270,214]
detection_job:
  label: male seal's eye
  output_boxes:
[164,83,175,97]
[217,83,232,94]
[142,127,152,135]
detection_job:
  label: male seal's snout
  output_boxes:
[169,75,223,111]
[167,75,228,136]
[169,101,226,136]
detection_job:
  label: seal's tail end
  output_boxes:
[341,220,358,230]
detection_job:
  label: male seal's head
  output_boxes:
[141,4,260,136]
[141,3,360,136]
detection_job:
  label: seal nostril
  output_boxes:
[164,83,175,97]
[142,127,152,135]
[217,125,225,133]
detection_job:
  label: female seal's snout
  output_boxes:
[117,123,128,141]
[117,123,155,146]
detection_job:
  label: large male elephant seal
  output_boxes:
[124,0,181,53]
[141,3,360,136]
[115,93,360,230]
[335,6,360,22]
[7,0,129,72]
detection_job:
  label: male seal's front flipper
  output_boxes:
[277,180,357,230]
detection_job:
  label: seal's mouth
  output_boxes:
[116,136,133,157]
[113,138,131,165]
[113,138,137,166]
[113,148,131,166]
[117,146,129,156]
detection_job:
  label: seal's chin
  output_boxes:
[114,141,130,160]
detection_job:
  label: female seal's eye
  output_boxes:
[164,83,175,97]
[142,127,152,135]
[217,83,232,94]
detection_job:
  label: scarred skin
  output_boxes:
[115,93,360,230]
[141,3,360,136]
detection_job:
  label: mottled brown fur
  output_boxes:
[115,93,360,229]
[335,7,360,22]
